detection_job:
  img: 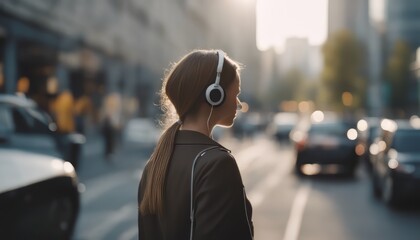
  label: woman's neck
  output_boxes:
[180,115,214,137]
[180,122,211,137]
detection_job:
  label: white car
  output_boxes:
[0,148,80,239]
[123,118,161,150]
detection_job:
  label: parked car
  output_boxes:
[291,111,359,176]
[122,117,161,151]
[0,148,79,239]
[356,117,381,173]
[0,94,85,169]
[370,118,420,207]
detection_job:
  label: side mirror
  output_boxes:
[48,122,57,132]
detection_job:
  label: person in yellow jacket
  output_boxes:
[50,90,76,134]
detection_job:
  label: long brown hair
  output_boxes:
[140,49,240,215]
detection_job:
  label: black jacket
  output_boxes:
[138,130,254,240]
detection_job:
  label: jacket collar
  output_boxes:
[175,130,226,149]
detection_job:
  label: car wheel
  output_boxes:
[382,174,399,207]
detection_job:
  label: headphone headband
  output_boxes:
[215,50,225,85]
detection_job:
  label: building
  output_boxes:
[328,0,370,46]
[0,0,261,119]
[386,0,420,51]
[384,0,420,115]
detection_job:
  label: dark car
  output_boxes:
[0,94,85,169]
[370,118,420,207]
[291,111,359,176]
[0,148,79,239]
[356,117,381,173]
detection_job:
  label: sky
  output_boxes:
[369,0,385,23]
[256,0,328,52]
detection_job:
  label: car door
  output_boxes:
[0,105,62,158]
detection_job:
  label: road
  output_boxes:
[73,132,420,240]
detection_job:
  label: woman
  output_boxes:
[138,49,253,240]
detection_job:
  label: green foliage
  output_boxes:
[264,68,311,110]
[320,30,366,111]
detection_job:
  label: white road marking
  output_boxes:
[247,159,291,207]
[84,203,137,240]
[234,138,275,171]
[283,183,311,240]
[118,225,138,240]
[81,169,142,205]
[237,138,294,207]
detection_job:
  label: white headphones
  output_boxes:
[205,50,225,106]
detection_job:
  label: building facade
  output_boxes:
[0,0,260,121]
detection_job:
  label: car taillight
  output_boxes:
[296,139,307,151]
[355,143,365,156]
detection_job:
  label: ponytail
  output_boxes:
[140,121,181,215]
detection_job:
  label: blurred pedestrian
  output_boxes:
[74,95,93,134]
[50,90,76,134]
[101,92,122,160]
[49,90,78,167]
[138,50,253,240]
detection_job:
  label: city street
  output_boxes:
[73,132,420,240]
[2,1,420,240]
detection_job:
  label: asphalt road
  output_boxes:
[73,132,420,240]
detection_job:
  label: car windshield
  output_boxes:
[393,129,420,153]
[309,122,350,137]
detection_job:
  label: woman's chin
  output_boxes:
[218,120,234,128]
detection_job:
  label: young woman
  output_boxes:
[138,49,253,240]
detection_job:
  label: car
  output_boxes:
[370,118,420,207]
[268,112,299,142]
[0,148,80,239]
[356,117,381,173]
[0,94,85,170]
[291,110,359,176]
[122,117,161,151]
[232,112,268,138]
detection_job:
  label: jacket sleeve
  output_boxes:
[193,152,253,240]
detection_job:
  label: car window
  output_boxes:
[0,106,14,133]
[11,108,33,133]
[26,107,54,133]
[11,107,51,134]
[309,122,349,136]
[392,129,420,153]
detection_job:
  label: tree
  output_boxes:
[265,68,306,111]
[320,30,366,112]
[386,40,412,116]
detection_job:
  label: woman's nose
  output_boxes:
[236,99,243,111]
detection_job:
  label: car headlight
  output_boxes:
[388,159,416,174]
[347,128,358,140]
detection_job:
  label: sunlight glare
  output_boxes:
[256,0,328,51]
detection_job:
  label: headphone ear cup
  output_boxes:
[205,84,225,106]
